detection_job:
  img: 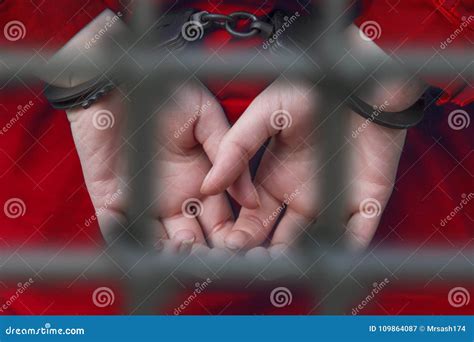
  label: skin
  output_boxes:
[200,78,415,252]
[199,25,427,252]
[66,82,258,253]
[53,13,426,254]
[68,75,421,254]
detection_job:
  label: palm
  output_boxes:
[154,85,236,248]
[258,82,405,249]
[67,83,257,249]
[202,80,405,250]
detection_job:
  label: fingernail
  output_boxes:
[225,230,250,251]
[201,167,215,193]
[154,239,165,251]
[179,237,195,254]
[254,188,261,208]
[269,244,289,259]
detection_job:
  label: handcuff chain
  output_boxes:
[190,11,273,39]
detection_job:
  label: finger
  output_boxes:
[190,244,211,257]
[173,229,198,254]
[269,244,290,259]
[197,194,234,248]
[269,244,297,263]
[245,247,271,264]
[195,97,259,209]
[152,218,169,251]
[161,215,206,248]
[161,239,192,256]
[207,247,233,263]
[96,208,128,244]
[200,91,280,196]
[228,173,260,209]
[270,209,313,247]
[345,212,382,251]
[224,187,281,251]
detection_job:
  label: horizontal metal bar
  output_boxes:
[1,48,472,86]
[0,248,471,285]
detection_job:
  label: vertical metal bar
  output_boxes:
[124,0,162,247]
[303,0,349,249]
[125,0,163,313]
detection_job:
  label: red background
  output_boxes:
[0,0,472,315]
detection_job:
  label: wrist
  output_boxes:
[346,24,428,111]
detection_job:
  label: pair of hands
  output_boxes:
[67,78,406,256]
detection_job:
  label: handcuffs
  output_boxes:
[44,8,425,129]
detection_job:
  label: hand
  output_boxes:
[66,82,258,252]
[201,79,406,251]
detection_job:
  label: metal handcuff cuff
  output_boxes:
[44,9,424,129]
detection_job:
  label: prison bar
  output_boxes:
[0,0,472,315]
[0,247,472,314]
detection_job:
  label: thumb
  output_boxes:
[193,92,260,209]
[200,86,286,195]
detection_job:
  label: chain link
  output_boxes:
[190,11,273,39]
